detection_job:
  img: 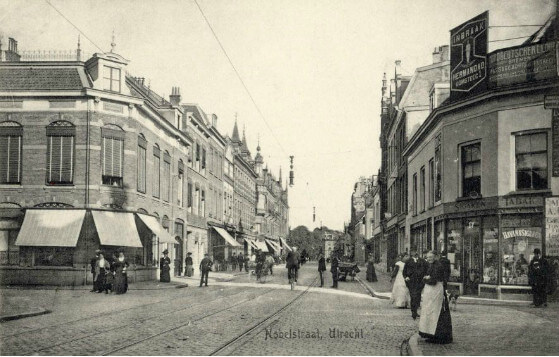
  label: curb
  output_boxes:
[407,333,423,356]
[355,276,391,300]
[0,308,51,323]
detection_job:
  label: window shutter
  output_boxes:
[137,145,146,192]
[113,138,123,177]
[0,136,8,183]
[103,137,112,176]
[48,136,62,183]
[60,136,74,183]
[8,136,21,183]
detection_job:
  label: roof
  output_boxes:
[399,61,449,109]
[127,76,172,108]
[0,66,89,91]
[231,120,241,142]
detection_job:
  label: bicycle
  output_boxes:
[288,265,298,290]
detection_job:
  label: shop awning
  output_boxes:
[253,239,269,253]
[136,214,177,244]
[92,211,143,248]
[244,238,259,250]
[213,227,242,247]
[15,209,86,247]
[280,237,292,252]
[265,239,282,253]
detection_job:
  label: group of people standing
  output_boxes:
[390,250,453,344]
[90,249,130,295]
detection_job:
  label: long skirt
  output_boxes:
[366,262,378,282]
[160,268,171,283]
[418,282,453,343]
[390,274,410,308]
[114,272,128,294]
[94,273,105,292]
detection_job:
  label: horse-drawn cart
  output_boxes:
[338,262,360,281]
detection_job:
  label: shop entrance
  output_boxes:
[463,217,482,295]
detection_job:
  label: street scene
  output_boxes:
[1,0,559,355]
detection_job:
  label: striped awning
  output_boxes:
[213,227,241,247]
[253,239,269,253]
[15,209,86,247]
[280,237,292,252]
[136,214,177,244]
[244,238,258,250]
[265,239,282,253]
[92,211,143,248]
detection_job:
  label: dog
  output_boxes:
[446,290,459,311]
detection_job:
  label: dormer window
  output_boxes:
[103,65,121,92]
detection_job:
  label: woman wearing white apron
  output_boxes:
[418,251,453,344]
[390,254,411,308]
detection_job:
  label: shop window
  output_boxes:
[137,135,147,193]
[101,127,124,187]
[446,219,463,282]
[0,122,23,184]
[434,220,444,254]
[482,216,499,284]
[34,247,73,266]
[461,142,481,197]
[150,229,159,267]
[46,122,75,185]
[153,145,160,198]
[463,217,481,294]
[515,132,548,190]
[0,230,19,265]
[501,215,542,285]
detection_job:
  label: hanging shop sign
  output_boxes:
[488,41,557,88]
[450,11,488,100]
[545,196,559,257]
[553,109,559,177]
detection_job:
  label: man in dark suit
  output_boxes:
[439,250,451,290]
[403,250,428,319]
[330,253,340,288]
[318,252,326,287]
[90,249,101,292]
[199,253,213,287]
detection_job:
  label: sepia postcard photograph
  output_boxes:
[0,0,558,355]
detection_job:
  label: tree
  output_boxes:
[287,225,324,260]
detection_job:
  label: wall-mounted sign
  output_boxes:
[545,197,559,257]
[553,109,559,177]
[450,11,488,100]
[488,41,557,88]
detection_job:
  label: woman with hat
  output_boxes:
[160,249,171,283]
[113,250,129,294]
[93,251,111,293]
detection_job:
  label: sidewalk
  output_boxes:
[355,263,393,299]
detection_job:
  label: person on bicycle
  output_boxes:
[286,246,300,283]
[255,249,266,280]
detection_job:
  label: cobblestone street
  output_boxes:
[1,263,558,355]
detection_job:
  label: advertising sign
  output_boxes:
[450,11,488,100]
[553,109,559,177]
[488,41,557,88]
[545,197,559,257]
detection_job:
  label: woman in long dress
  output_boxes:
[160,249,171,283]
[390,254,410,308]
[113,251,129,294]
[93,252,110,293]
[418,251,453,344]
[366,256,378,282]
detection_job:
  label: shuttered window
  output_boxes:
[101,128,124,187]
[0,130,22,184]
[46,123,75,185]
[187,181,193,212]
[137,136,147,193]
[162,153,171,202]
[153,145,160,198]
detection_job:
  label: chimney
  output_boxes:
[441,45,450,61]
[211,113,218,128]
[169,86,181,106]
[381,72,387,98]
[394,60,401,78]
[432,46,441,64]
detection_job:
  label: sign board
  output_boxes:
[488,41,557,88]
[545,197,559,257]
[450,11,488,100]
[544,95,559,109]
[553,109,559,177]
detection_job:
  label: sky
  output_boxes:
[0,0,555,231]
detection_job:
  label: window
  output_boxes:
[46,122,75,185]
[178,160,184,206]
[103,66,121,92]
[201,189,206,217]
[153,145,160,198]
[461,142,481,197]
[137,135,147,193]
[33,247,73,266]
[195,143,200,171]
[0,122,22,184]
[435,135,442,202]
[201,148,206,175]
[101,127,124,187]
[187,181,193,213]
[162,152,171,202]
[428,159,434,208]
[412,173,417,215]
[515,132,548,190]
[420,166,425,212]
[194,186,200,215]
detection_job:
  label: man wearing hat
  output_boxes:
[185,252,194,277]
[199,253,213,287]
[160,249,171,283]
[528,248,549,307]
[90,249,101,292]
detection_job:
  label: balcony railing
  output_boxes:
[19,50,93,62]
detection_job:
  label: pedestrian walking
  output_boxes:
[330,253,339,288]
[528,248,549,307]
[318,252,326,287]
[113,250,129,295]
[199,253,213,287]
[366,256,378,282]
[266,254,275,275]
[403,249,428,320]
[160,249,171,283]
[244,254,249,272]
[184,252,193,277]
[438,250,451,290]
[418,251,453,344]
[237,253,244,272]
[93,252,111,293]
[390,254,410,308]
[231,252,237,271]
[90,249,101,292]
